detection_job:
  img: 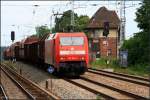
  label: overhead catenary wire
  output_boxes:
[2,1,142,46]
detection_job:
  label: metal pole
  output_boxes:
[106,36,109,68]
[71,0,74,32]
[50,15,52,33]
[51,78,52,92]
[119,0,126,47]
[0,64,1,85]
[0,45,2,85]
[20,68,22,75]
[46,80,48,89]
[148,3,150,99]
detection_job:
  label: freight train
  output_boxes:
[3,32,89,75]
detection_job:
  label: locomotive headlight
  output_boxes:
[60,57,64,60]
[81,57,85,60]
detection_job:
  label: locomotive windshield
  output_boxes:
[60,37,84,46]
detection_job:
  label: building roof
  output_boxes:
[86,7,120,29]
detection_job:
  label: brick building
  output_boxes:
[85,7,120,61]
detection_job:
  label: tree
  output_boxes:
[76,15,90,31]
[121,0,150,65]
[55,10,78,32]
[135,0,150,31]
[54,10,90,33]
[35,26,50,38]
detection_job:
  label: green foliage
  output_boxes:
[91,58,119,67]
[35,26,50,38]
[122,32,149,65]
[76,15,90,31]
[135,0,150,31]
[127,64,150,77]
[121,0,150,65]
[54,10,90,33]
[91,60,149,77]
[96,94,101,100]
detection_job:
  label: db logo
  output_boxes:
[71,47,74,50]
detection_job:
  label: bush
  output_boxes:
[91,58,119,67]
[121,32,150,65]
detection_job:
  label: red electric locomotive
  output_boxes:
[45,32,89,75]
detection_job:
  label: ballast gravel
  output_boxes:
[84,72,150,98]
[8,61,97,99]
[1,70,28,99]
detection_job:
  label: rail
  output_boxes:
[1,63,60,100]
[63,78,116,100]
[80,75,149,100]
[88,68,149,82]
[0,85,8,100]
[88,68,150,87]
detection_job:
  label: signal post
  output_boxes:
[11,31,15,62]
[103,21,110,66]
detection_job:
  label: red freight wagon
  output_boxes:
[19,39,27,60]
[9,42,19,60]
[3,47,11,60]
[14,42,20,60]
[28,37,39,63]
[45,32,89,75]
[23,36,39,62]
[38,33,50,65]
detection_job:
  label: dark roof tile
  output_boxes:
[86,6,120,29]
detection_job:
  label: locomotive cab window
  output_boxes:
[60,37,84,46]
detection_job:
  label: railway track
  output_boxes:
[0,63,60,100]
[2,61,149,99]
[88,68,150,87]
[64,78,134,99]
[0,85,8,100]
[63,68,149,100]
[64,76,149,100]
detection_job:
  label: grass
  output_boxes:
[91,58,150,78]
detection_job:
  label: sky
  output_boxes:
[1,1,142,47]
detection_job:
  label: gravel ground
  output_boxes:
[7,61,97,99]
[84,72,150,98]
[1,69,28,99]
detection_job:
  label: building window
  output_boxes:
[92,43,99,51]
[93,30,100,37]
[107,49,112,56]
[92,39,100,52]
[103,40,108,46]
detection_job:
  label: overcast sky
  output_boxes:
[1,1,142,47]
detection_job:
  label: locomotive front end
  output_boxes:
[58,33,89,75]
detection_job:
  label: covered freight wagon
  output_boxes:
[19,39,27,60]
[14,42,20,60]
[25,36,39,63]
[37,33,50,65]
[18,36,38,61]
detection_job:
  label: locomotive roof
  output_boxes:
[46,32,86,40]
[55,32,86,37]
